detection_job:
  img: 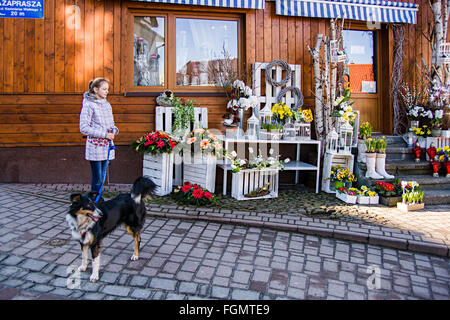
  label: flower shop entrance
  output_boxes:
[342,28,382,133]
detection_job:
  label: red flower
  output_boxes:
[168,139,176,149]
[156,140,165,149]
[181,185,192,193]
[192,188,204,199]
[204,192,212,199]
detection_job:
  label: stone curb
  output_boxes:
[147,212,450,258]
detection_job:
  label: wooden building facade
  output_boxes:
[0,0,436,183]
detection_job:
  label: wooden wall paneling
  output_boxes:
[263,2,272,62]
[35,16,45,92]
[24,20,36,93]
[245,11,256,81]
[85,0,94,87]
[44,0,55,92]
[65,0,76,92]
[75,0,86,92]
[295,18,303,75]
[272,8,280,60]
[287,16,295,64]
[13,19,25,93]
[94,0,105,79]
[113,0,122,93]
[104,0,114,89]
[0,19,4,93]
[4,19,16,93]
[303,17,312,100]
[120,3,129,92]
[55,0,65,92]
[255,8,264,63]
[279,15,288,62]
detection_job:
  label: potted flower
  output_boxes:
[328,165,357,190]
[272,102,293,125]
[436,146,450,177]
[181,128,225,193]
[225,80,259,134]
[132,131,179,196]
[397,180,425,212]
[430,109,444,137]
[364,138,383,179]
[374,136,394,179]
[374,180,402,206]
[156,89,175,107]
[260,123,283,140]
[357,186,379,205]
[173,182,216,207]
[412,125,432,147]
[336,187,358,204]
[357,122,373,162]
[293,109,313,139]
[406,105,426,128]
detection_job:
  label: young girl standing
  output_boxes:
[79,78,118,193]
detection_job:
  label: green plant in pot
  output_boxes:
[357,122,372,163]
[172,98,196,136]
[431,109,444,137]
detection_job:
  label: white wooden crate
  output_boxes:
[143,152,174,196]
[182,154,217,193]
[155,105,208,186]
[321,152,354,194]
[252,62,302,119]
[231,168,279,201]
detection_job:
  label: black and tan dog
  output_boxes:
[66,176,155,282]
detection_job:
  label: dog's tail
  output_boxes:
[130,176,156,205]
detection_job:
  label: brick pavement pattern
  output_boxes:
[0,183,449,300]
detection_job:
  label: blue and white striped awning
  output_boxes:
[276,0,419,24]
[132,0,265,9]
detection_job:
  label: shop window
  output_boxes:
[132,13,241,91]
[134,16,165,86]
[342,30,377,94]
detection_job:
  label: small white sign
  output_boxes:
[361,81,377,93]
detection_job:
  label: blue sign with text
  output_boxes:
[0,0,44,19]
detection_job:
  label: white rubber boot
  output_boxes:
[375,153,395,179]
[365,153,384,179]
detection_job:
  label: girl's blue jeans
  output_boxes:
[90,160,107,193]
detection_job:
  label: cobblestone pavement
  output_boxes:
[0,183,449,300]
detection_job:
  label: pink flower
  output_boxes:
[187,137,197,144]
[200,139,211,149]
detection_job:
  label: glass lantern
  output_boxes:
[283,118,296,140]
[246,110,260,140]
[339,121,353,154]
[326,129,339,154]
[260,104,273,125]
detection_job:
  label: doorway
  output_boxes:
[342,29,382,133]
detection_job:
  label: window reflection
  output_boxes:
[342,30,376,94]
[134,17,165,86]
[176,18,238,86]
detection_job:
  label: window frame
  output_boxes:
[126,9,244,94]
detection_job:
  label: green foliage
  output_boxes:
[172,98,197,134]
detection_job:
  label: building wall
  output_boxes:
[0,0,436,183]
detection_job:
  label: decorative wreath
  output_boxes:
[276,86,304,111]
[265,60,292,87]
